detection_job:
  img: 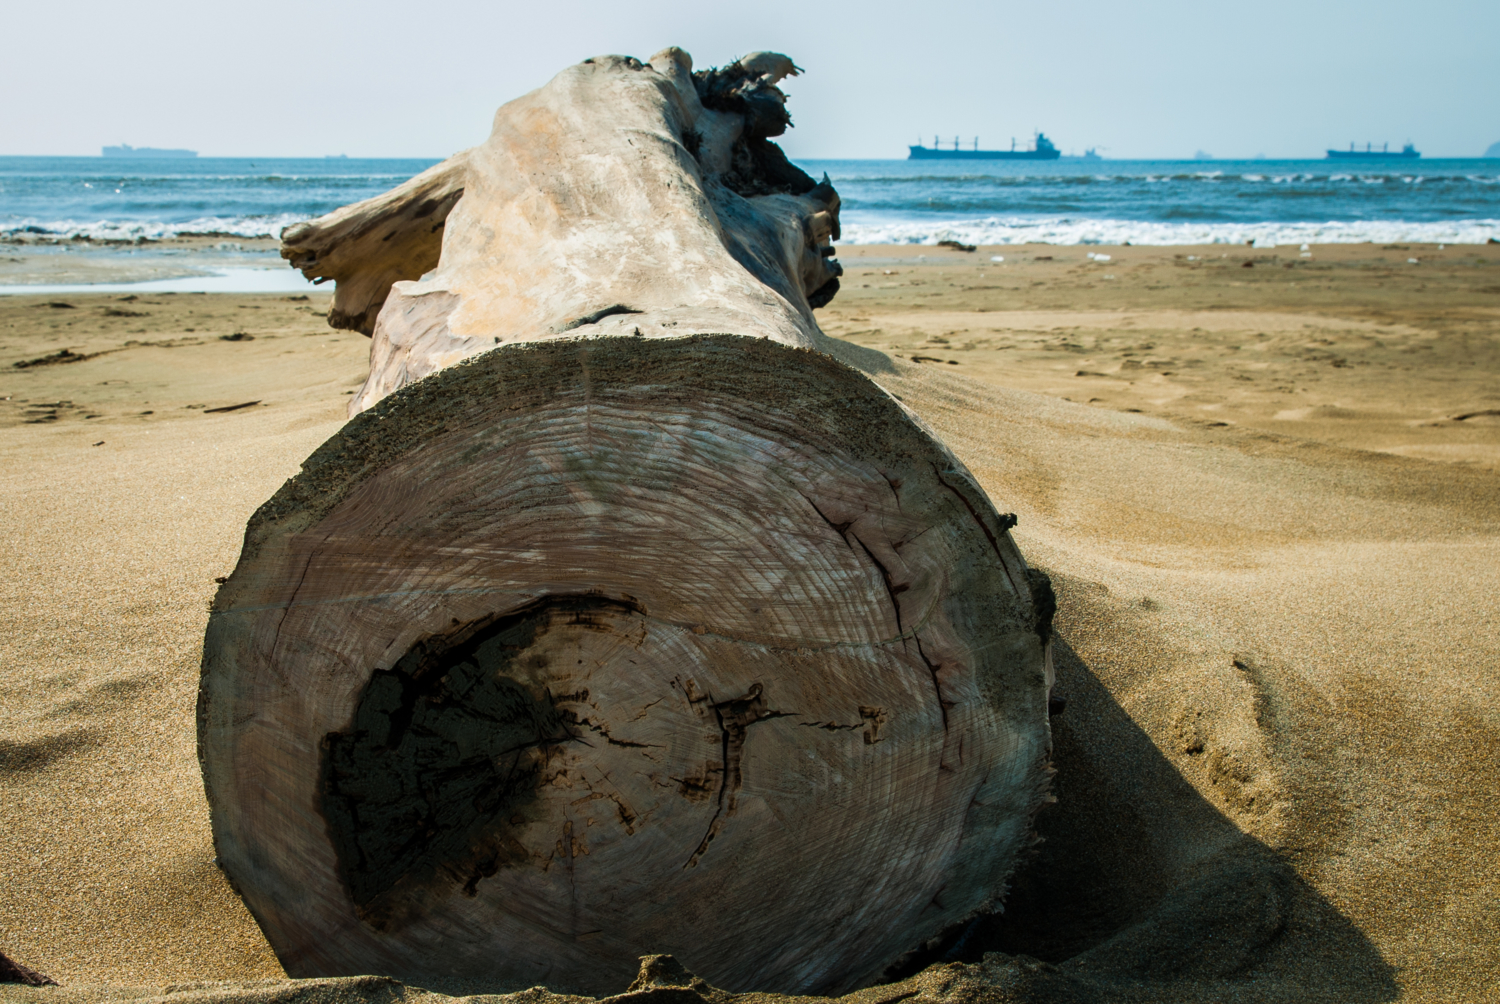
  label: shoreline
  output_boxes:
[0,237,1495,290]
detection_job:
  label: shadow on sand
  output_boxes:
[891,633,1399,1004]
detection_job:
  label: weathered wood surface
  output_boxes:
[202,47,1055,1000]
[281,48,844,416]
[280,155,469,336]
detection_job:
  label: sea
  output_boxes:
[2,154,1497,266]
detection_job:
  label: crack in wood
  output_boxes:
[267,527,336,664]
[631,697,664,721]
[683,683,795,869]
[913,634,951,733]
[573,715,666,750]
[930,463,1021,593]
[850,532,909,638]
[800,492,857,552]
[880,470,905,510]
[800,706,887,744]
[558,304,644,332]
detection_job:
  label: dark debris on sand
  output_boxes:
[0,950,56,987]
[12,349,97,369]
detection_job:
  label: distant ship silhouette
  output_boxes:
[1326,142,1419,160]
[102,144,197,158]
[909,132,1060,160]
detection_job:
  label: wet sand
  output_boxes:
[2,243,1498,1002]
[0,238,284,287]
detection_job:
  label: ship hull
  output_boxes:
[909,146,1060,160]
[1326,150,1419,160]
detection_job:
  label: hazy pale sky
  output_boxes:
[5,0,1497,160]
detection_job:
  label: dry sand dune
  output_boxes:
[2,243,1498,1003]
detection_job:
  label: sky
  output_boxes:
[3,0,1497,160]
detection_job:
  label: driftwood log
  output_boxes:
[201,48,1055,998]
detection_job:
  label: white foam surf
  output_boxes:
[837,216,1500,247]
[8,214,1498,249]
[1,214,308,241]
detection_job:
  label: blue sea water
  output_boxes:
[0,156,440,242]
[2,155,1498,247]
[806,158,1500,246]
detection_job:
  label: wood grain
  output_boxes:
[199,335,1053,997]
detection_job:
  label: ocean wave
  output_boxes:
[815,171,1500,190]
[837,216,1500,246]
[0,214,309,241]
[9,212,1499,249]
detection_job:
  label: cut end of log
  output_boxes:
[201,335,1053,998]
[243,44,1051,1003]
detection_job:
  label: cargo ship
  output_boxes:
[1326,142,1419,160]
[102,144,198,158]
[909,132,1060,160]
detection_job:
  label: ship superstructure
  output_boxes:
[1326,142,1419,160]
[909,132,1061,160]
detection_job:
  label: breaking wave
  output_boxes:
[837,216,1500,247]
[1,214,308,241]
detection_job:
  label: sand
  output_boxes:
[0,239,285,287]
[2,243,1498,1003]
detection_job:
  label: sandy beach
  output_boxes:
[2,243,1498,1002]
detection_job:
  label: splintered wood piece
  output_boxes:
[199,335,1053,998]
[280,153,469,335]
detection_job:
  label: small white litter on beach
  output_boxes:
[991,255,1004,262]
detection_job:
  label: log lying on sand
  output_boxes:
[202,48,1055,999]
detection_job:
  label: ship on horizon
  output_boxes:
[102,144,197,158]
[1326,141,1419,160]
[909,132,1061,160]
